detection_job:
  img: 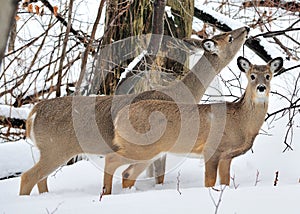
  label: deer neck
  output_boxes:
[237,86,269,134]
[170,54,219,102]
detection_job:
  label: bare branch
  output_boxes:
[243,1,300,12]
[230,174,240,189]
[209,186,226,214]
[275,64,300,77]
[56,0,74,97]
[75,0,106,95]
[40,0,88,45]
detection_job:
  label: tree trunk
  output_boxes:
[89,0,153,95]
[89,0,193,95]
[91,0,194,184]
[0,0,18,66]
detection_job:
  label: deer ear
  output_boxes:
[183,38,203,47]
[237,56,251,73]
[202,39,218,54]
[269,57,283,73]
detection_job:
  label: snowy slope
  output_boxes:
[0,115,300,214]
[1,154,300,214]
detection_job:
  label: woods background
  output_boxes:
[0,0,299,153]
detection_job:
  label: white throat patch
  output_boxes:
[254,95,268,104]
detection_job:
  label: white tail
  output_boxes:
[103,56,283,193]
[19,27,248,195]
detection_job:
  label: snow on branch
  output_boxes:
[194,5,282,63]
[0,105,29,135]
[118,50,148,82]
[0,105,30,120]
[194,5,246,30]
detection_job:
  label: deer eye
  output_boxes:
[228,35,234,43]
[266,74,270,80]
[250,74,256,80]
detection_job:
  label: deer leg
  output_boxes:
[218,159,232,186]
[20,155,65,195]
[204,157,219,187]
[20,161,43,195]
[153,155,166,184]
[122,162,150,189]
[20,149,76,195]
[37,177,48,194]
[146,155,167,185]
[103,153,128,195]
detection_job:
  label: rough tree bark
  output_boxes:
[89,0,193,95]
[0,0,18,66]
[89,0,153,95]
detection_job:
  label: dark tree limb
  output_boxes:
[253,28,300,38]
[13,85,58,107]
[265,103,300,121]
[0,116,26,130]
[8,21,17,52]
[0,172,22,181]
[245,37,273,62]
[147,0,166,56]
[194,7,232,31]
[276,64,300,77]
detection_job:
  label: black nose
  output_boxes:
[245,26,250,33]
[257,85,266,92]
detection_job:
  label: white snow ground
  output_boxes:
[0,109,300,214]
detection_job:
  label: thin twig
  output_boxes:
[274,171,279,186]
[99,186,106,202]
[56,0,74,97]
[45,202,64,214]
[254,170,260,186]
[209,186,226,214]
[176,171,182,195]
[75,0,106,95]
[230,174,240,189]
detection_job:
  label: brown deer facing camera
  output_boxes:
[103,56,283,193]
[19,27,248,195]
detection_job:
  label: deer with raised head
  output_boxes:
[104,56,283,193]
[19,27,248,195]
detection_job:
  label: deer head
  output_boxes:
[201,27,249,70]
[237,56,283,103]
